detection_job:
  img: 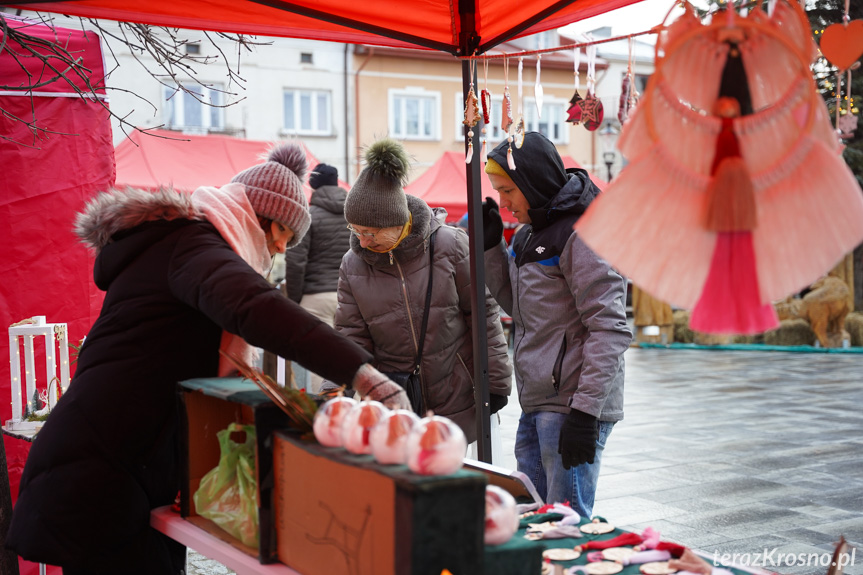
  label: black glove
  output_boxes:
[482,196,504,251]
[558,409,598,469]
[489,393,508,414]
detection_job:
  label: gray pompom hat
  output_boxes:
[344,137,411,228]
[231,142,311,248]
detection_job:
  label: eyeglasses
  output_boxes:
[346,225,380,239]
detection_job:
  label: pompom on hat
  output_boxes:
[309,163,339,190]
[231,142,311,249]
[344,137,411,228]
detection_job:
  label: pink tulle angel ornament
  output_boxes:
[576,0,863,335]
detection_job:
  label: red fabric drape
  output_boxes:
[1,17,115,574]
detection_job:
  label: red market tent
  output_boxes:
[114,130,348,197]
[0,15,114,575]
[407,150,607,224]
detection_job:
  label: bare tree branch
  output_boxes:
[0,12,272,146]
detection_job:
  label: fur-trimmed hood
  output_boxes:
[74,187,202,253]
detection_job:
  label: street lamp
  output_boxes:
[599,121,620,182]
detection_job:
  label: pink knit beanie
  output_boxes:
[231,142,311,248]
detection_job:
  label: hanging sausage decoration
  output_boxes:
[481,57,492,163]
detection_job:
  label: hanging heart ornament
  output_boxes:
[820,20,863,71]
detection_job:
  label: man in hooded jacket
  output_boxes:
[482,131,631,518]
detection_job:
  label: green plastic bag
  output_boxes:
[193,422,259,548]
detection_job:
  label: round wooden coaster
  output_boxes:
[640,561,678,575]
[585,561,624,575]
[579,521,614,535]
[601,547,637,562]
[543,548,582,561]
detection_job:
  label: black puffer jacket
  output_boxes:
[283,184,351,302]
[6,188,372,572]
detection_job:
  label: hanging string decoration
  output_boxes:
[575,0,863,335]
[535,54,544,119]
[501,57,516,170]
[481,58,492,163]
[580,41,604,131]
[514,57,526,148]
[566,46,584,124]
[619,37,640,124]
[463,58,481,164]
[820,0,861,140]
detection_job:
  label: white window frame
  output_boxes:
[283,89,332,136]
[163,83,224,130]
[456,93,569,145]
[389,88,441,141]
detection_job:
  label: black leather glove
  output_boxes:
[482,196,504,251]
[489,393,508,414]
[558,409,598,469]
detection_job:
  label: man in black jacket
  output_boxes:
[283,163,352,392]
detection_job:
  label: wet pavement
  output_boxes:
[188,347,863,575]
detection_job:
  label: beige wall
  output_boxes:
[353,50,603,184]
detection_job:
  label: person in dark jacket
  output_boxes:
[482,132,631,517]
[334,137,512,444]
[283,163,352,392]
[6,143,409,575]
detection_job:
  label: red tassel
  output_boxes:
[705,156,756,231]
[704,114,756,231]
[582,532,644,550]
[689,232,779,334]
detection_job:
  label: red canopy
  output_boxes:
[12,0,644,54]
[406,151,607,224]
[115,130,347,197]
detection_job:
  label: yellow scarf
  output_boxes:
[368,214,413,253]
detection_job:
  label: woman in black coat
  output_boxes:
[6,143,408,575]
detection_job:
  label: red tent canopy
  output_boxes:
[11,0,644,54]
[407,151,607,224]
[115,130,347,197]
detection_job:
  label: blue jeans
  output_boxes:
[515,410,614,519]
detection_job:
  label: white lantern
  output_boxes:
[6,316,70,431]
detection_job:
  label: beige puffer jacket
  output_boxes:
[336,195,512,442]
